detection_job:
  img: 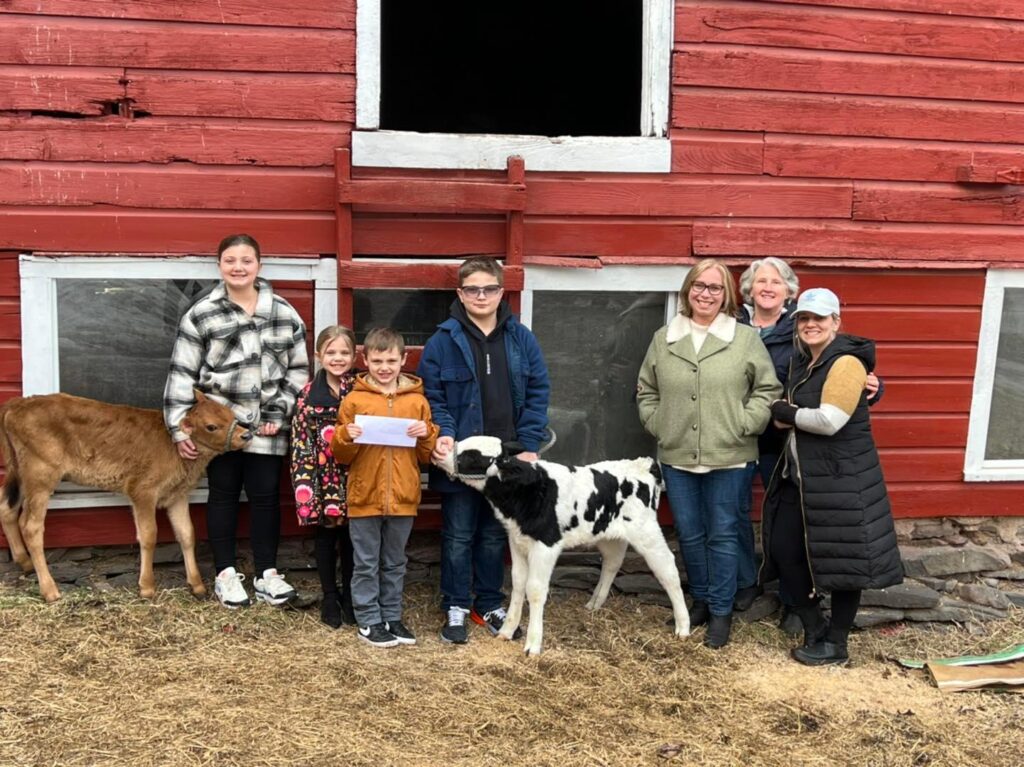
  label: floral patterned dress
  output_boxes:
[290,369,355,527]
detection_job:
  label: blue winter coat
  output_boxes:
[417,313,550,492]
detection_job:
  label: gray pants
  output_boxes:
[348,515,415,627]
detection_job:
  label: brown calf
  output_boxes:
[0,390,251,602]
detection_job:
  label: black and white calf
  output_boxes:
[437,436,690,656]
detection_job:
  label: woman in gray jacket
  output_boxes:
[637,258,780,648]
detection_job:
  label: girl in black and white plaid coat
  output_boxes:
[163,234,309,610]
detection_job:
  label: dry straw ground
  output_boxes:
[1,581,1022,767]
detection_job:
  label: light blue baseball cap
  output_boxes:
[796,287,841,317]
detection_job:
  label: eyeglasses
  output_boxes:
[690,281,725,297]
[459,285,503,298]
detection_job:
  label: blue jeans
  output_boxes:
[440,490,507,615]
[736,461,760,591]
[662,463,752,616]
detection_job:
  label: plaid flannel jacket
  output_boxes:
[163,278,309,456]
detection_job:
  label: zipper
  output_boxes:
[385,393,393,516]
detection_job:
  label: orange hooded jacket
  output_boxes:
[331,372,439,518]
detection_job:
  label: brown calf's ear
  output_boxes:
[193,388,208,404]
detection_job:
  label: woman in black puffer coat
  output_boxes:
[762,287,902,666]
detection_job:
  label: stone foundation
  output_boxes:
[3,517,1023,628]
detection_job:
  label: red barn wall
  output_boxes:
[1,0,1023,547]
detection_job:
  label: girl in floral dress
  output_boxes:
[291,325,358,627]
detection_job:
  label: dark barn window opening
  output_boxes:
[380,1,643,137]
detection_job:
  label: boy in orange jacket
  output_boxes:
[332,328,439,648]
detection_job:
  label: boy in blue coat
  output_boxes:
[418,257,550,644]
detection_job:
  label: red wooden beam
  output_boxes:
[337,262,524,291]
[339,179,526,212]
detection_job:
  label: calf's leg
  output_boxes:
[19,490,60,602]
[129,497,159,599]
[629,520,691,637]
[522,544,560,656]
[165,497,207,597]
[498,539,529,641]
[0,485,31,573]
[586,538,628,611]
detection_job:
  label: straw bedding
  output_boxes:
[1,581,1022,767]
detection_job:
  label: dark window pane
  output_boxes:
[532,291,665,465]
[986,288,1024,460]
[353,289,451,347]
[57,279,216,409]
[380,0,642,137]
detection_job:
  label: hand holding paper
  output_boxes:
[353,414,417,447]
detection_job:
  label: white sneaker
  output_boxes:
[253,568,296,606]
[214,567,251,609]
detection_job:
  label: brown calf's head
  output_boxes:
[179,390,252,454]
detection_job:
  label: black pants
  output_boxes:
[315,523,354,606]
[206,451,283,575]
[769,477,861,635]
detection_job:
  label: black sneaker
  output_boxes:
[471,607,523,640]
[440,606,470,644]
[320,593,343,629]
[358,622,399,648]
[385,620,417,646]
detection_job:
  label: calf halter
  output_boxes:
[223,418,245,453]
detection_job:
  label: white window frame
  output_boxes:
[19,254,337,507]
[354,0,673,173]
[964,268,1024,481]
[520,263,686,327]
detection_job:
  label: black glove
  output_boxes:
[770,400,798,425]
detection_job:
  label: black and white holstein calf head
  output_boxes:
[438,436,690,656]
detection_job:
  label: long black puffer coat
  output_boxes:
[762,334,903,593]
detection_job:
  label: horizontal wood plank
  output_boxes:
[675,87,1024,144]
[338,262,524,291]
[789,270,985,305]
[527,219,693,257]
[872,343,977,378]
[126,70,355,121]
[0,64,123,114]
[838,307,981,342]
[752,0,1024,23]
[675,44,1024,103]
[694,218,1024,262]
[677,1,1024,63]
[872,414,967,448]
[525,177,852,218]
[0,0,355,27]
[0,341,20,383]
[0,16,354,73]
[0,115,347,167]
[671,129,764,175]
[0,208,336,253]
[0,300,18,340]
[854,181,1024,226]
[341,179,527,212]
[878,449,966,483]
[869,380,973,413]
[764,134,1024,184]
[887,483,1024,517]
[0,254,18,297]
[0,162,335,210]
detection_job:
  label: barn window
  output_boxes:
[353,288,451,346]
[354,0,672,172]
[965,269,1024,481]
[18,255,337,507]
[521,264,686,465]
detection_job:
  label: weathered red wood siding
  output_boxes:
[1,0,1022,547]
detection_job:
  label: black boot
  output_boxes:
[339,588,356,626]
[734,584,763,612]
[791,633,849,666]
[778,605,803,637]
[793,603,828,648]
[704,613,732,649]
[320,592,343,629]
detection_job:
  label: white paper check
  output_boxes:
[354,414,417,447]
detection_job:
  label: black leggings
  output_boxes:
[315,524,354,604]
[769,477,861,635]
[206,451,283,575]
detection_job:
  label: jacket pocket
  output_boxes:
[440,366,474,404]
[205,322,241,370]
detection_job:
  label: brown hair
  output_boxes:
[678,258,739,319]
[363,327,405,355]
[314,325,356,356]
[217,233,261,261]
[458,256,504,287]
